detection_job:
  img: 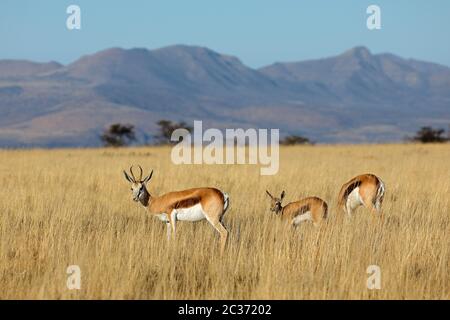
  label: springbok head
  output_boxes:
[265,190,285,214]
[123,165,153,202]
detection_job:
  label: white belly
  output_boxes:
[173,203,206,222]
[292,212,312,225]
[156,214,169,222]
[347,187,363,210]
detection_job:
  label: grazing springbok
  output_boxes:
[265,190,328,226]
[123,165,230,252]
[338,173,385,217]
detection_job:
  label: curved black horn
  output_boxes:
[129,165,137,181]
[142,169,153,184]
[137,165,143,181]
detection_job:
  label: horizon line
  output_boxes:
[2,43,450,70]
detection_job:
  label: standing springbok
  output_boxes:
[123,165,230,252]
[337,173,385,217]
[265,190,328,226]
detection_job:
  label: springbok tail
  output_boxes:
[375,179,385,211]
[323,202,329,219]
[222,192,230,214]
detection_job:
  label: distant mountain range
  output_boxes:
[0,45,449,147]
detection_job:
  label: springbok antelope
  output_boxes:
[338,173,385,217]
[123,165,230,252]
[265,190,328,226]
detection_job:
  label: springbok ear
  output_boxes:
[123,170,134,183]
[266,190,273,198]
[142,170,153,184]
[280,191,286,199]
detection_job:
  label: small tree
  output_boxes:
[411,126,448,143]
[154,120,192,145]
[100,123,136,147]
[280,134,313,145]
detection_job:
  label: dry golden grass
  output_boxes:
[0,144,449,299]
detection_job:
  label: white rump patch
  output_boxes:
[347,187,364,211]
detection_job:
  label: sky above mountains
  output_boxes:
[1,1,450,68]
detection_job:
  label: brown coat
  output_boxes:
[338,173,384,214]
[147,187,225,216]
[281,196,328,224]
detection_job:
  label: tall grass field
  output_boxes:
[0,144,448,299]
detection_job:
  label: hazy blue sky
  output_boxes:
[1,0,449,68]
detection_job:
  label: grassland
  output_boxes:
[0,144,448,299]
